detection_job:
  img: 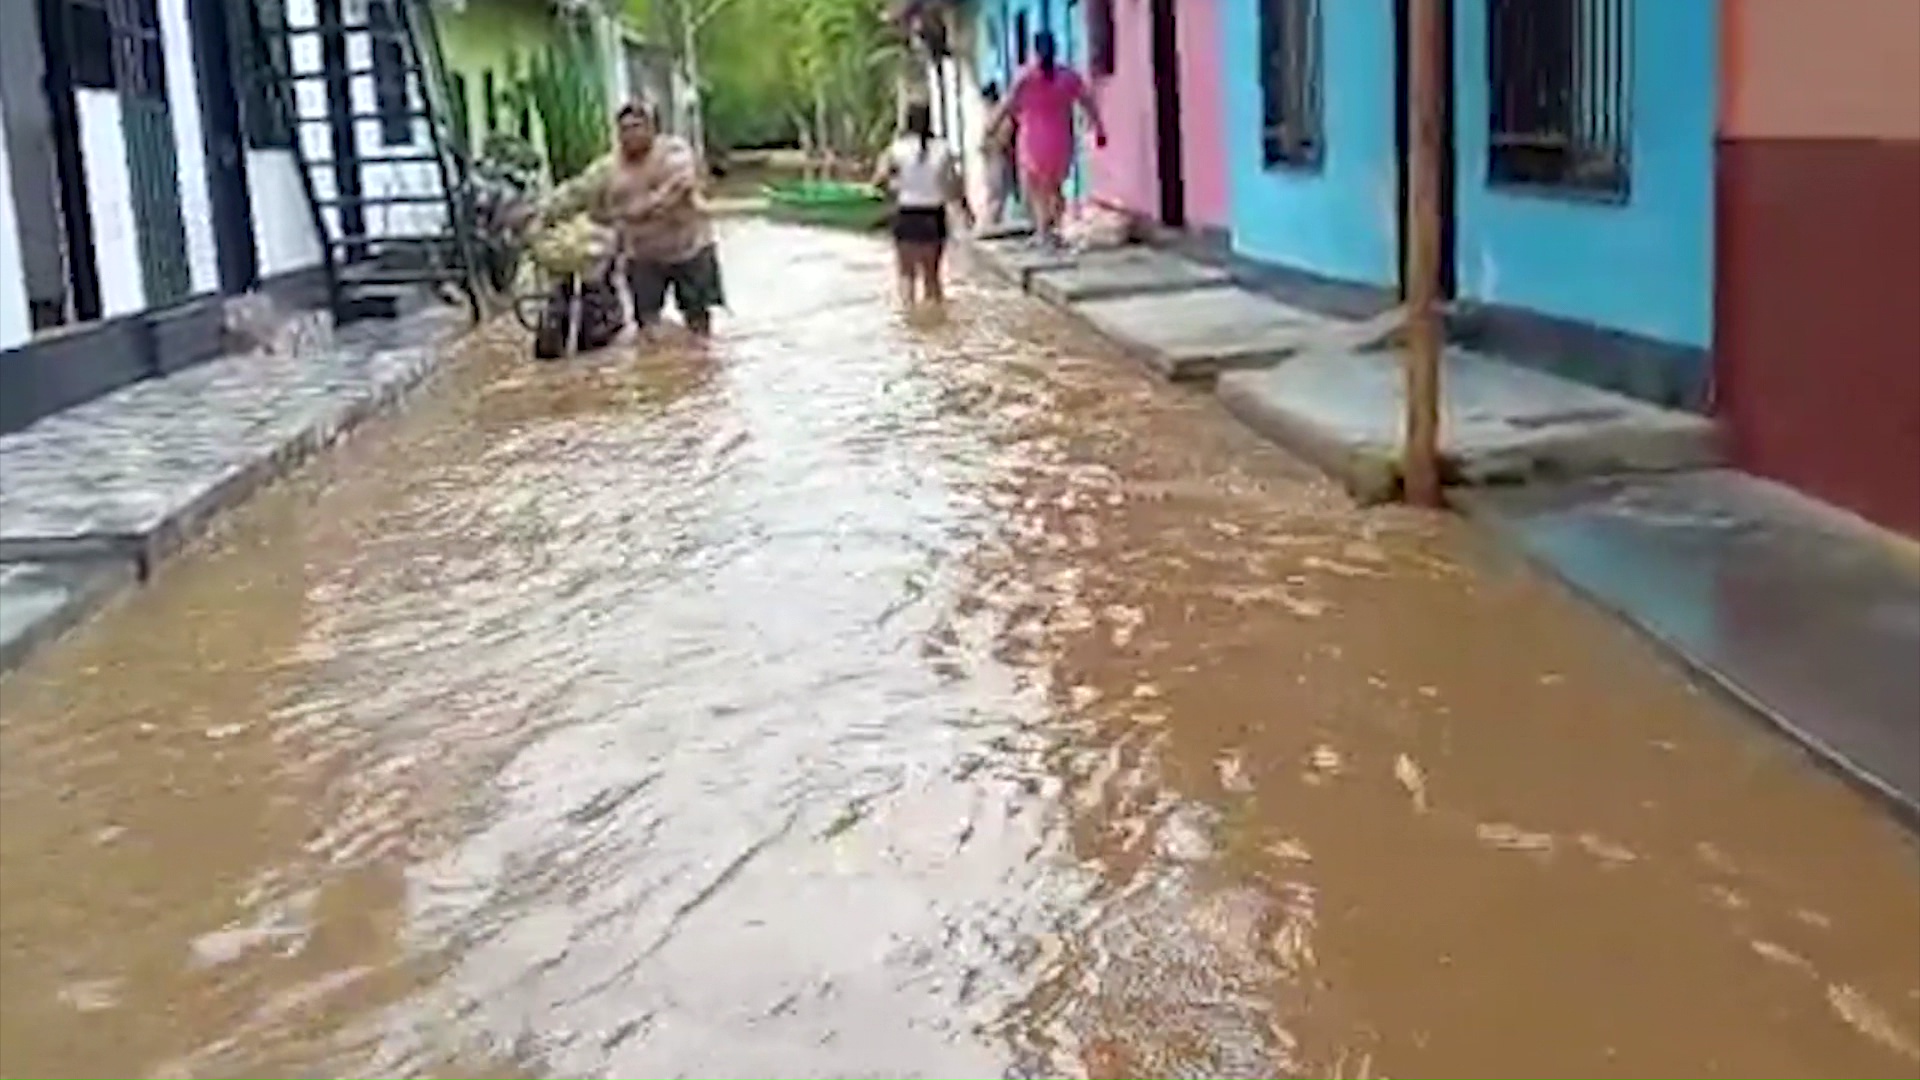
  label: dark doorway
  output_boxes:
[1148,0,1185,227]
[1393,0,1457,299]
[188,0,257,292]
[35,0,104,322]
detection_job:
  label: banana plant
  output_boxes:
[526,27,612,182]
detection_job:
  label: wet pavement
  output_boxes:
[2,219,1918,1079]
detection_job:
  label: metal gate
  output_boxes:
[107,0,193,305]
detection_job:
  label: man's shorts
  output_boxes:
[625,243,725,323]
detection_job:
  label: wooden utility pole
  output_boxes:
[1401,0,1444,507]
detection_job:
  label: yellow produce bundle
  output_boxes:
[529,214,615,277]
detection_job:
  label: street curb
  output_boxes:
[1215,372,1403,503]
[962,236,1226,383]
[1453,487,1920,832]
[0,559,138,676]
[0,312,469,679]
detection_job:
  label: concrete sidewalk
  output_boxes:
[0,307,466,674]
[1216,346,1722,502]
[1460,471,1920,822]
[970,238,1381,381]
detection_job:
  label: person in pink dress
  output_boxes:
[988,30,1106,249]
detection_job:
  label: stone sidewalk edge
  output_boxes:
[0,316,469,678]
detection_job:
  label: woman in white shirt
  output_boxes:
[872,102,973,308]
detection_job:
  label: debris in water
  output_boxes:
[1750,940,1816,974]
[1279,591,1330,619]
[1575,833,1637,865]
[1130,682,1161,699]
[1695,842,1739,875]
[1266,837,1313,863]
[1794,908,1835,931]
[1393,753,1429,813]
[1826,983,1920,1062]
[1216,752,1255,794]
[56,978,122,1013]
[1475,822,1555,854]
[1303,555,1380,579]
[1307,745,1344,775]
[1705,884,1750,911]
[1069,685,1101,710]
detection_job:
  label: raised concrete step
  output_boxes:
[1217,346,1722,502]
[0,307,463,674]
[1028,246,1230,304]
[1458,471,1920,822]
[0,559,134,673]
[969,236,1079,285]
[1072,285,1354,381]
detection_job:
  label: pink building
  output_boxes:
[1082,0,1227,231]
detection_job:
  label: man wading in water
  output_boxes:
[540,102,724,338]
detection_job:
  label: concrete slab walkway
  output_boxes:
[968,236,1079,286]
[1217,346,1721,501]
[1028,247,1230,304]
[0,307,464,674]
[1459,470,1920,822]
[1073,285,1354,381]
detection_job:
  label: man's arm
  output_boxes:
[537,155,613,226]
[630,138,702,218]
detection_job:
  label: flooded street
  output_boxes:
[2,220,1917,1078]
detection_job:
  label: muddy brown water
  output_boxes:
[2,221,1917,1079]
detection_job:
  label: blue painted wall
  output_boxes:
[971,0,1089,200]
[1221,0,1400,289]
[1452,0,1717,348]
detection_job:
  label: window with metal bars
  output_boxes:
[233,0,294,148]
[1486,0,1631,198]
[1259,0,1322,169]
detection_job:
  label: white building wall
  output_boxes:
[160,0,220,294]
[76,91,146,317]
[0,130,29,350]
[246,0,326,277]
[248,150,325,275]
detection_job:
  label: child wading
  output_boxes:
[873,102,972,308]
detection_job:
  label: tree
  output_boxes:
[623,0,907,164]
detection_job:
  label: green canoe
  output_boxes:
[761,180,891,232]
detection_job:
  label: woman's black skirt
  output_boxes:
[892,206,949,245]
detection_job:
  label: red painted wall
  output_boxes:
[1717,0,1920,537]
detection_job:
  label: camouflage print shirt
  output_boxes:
[542,136,714,266]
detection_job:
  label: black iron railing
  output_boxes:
[1260,0,1323,169]
[1487,0,1631,197]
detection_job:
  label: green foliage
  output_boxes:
[623,0,907,158]
[525,25,612,181]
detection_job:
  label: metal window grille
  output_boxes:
[1259,0,1322,169]
[233,0,294,149]
[1487,0,1630,197]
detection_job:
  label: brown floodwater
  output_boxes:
[2,220,1917,1079]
